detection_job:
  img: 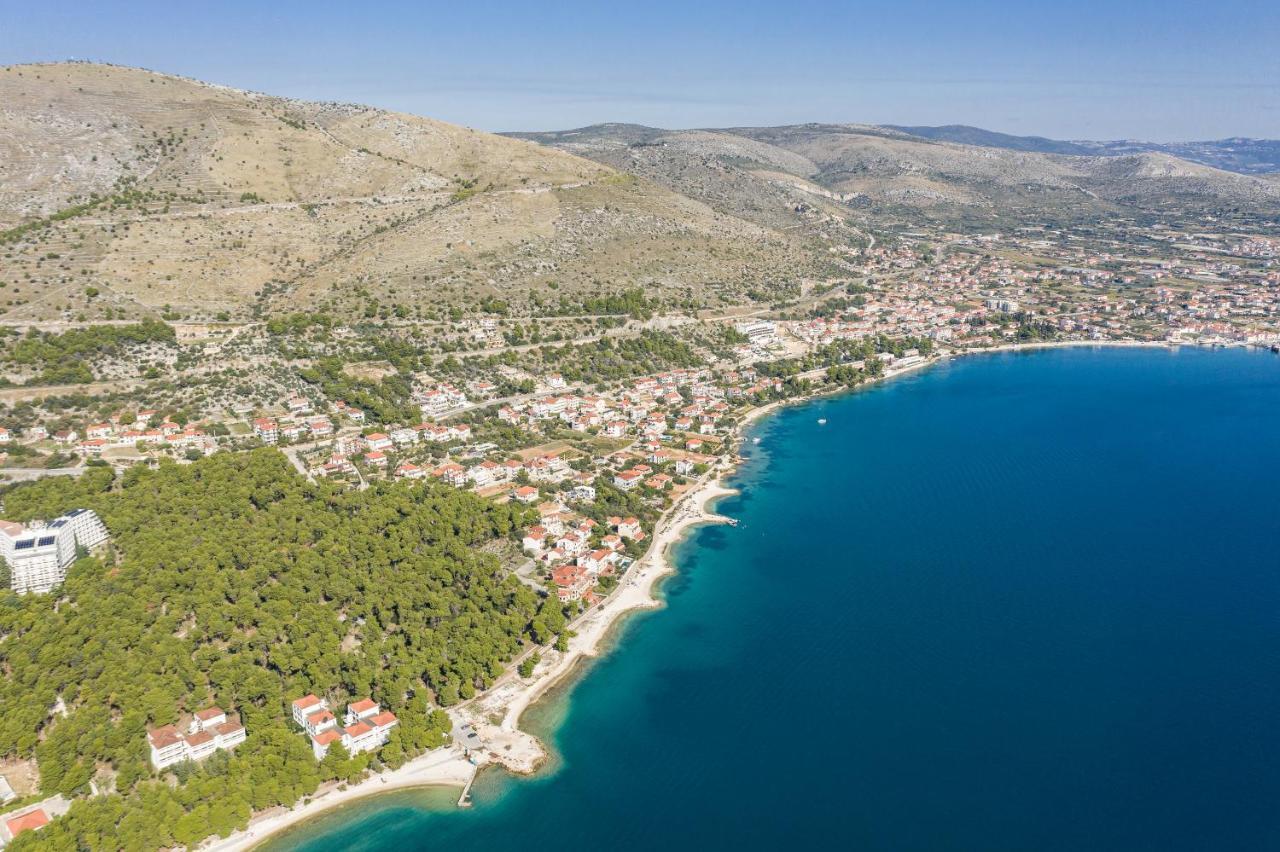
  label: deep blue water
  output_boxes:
[267,348,1280,852]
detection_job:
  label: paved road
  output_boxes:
[0,466,87,481]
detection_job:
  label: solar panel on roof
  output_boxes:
[14,539,34,550]
[37,536,56,547]
[49,519,67,528]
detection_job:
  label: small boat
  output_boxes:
[752,437,761,444]
[817,418,827,425]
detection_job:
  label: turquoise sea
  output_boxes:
[265,347,1280,852]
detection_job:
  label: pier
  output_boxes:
[457,773,476,808]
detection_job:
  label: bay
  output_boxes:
[267,347,1280,852]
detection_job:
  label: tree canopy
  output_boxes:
[0,449,541,849]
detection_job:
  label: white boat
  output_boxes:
[817,418,827,425]
[752,437,761,444]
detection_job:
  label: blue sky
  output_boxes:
[5,0,1278,140]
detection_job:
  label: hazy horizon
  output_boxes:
[5,0,1280,141]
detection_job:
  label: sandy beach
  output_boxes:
[451,472,739,775]
[201,745,477,851]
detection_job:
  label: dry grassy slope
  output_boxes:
[510,125,866,237]
[727,125,1280,213]
[0,63,814,321]
[517,122,1280,230]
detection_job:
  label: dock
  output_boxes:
[457,773,476,808]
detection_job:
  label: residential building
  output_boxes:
[613,470,643,490]
[148,706,246,770]
[735,319,778,344]
[302,697,398,759]
[0,509,109,595]
[253,418,279,444]
[2,809,50,842]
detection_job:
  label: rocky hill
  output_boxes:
[0,63,818,322]
[511,123,1280,229]
[887,125,1280,175]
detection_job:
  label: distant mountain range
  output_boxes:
[885,125,1280,175]
[509,122,1280,231]
[3,62,1277,324]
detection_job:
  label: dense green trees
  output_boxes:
[0,450,541,850]
[535,332,702,385]
[529,288,655,319]
[5,320,176,385]
[297,358,419,423]
[265,312,334,336]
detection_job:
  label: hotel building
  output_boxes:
[0,509,109,595]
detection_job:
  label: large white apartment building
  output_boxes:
[0,509,110,595]
[292,694,398,760]
[734,319,778,344]
[147,707,246,770]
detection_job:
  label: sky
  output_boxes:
[4,0,1279,140]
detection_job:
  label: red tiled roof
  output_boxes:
[147,725,182,749]
[5,809,49,836]
[312,729,341,746]
[369,711,398,727]
[349,698,377,714]
[345,721,373,737]
[292,694,322,709]
[194,707,224,720]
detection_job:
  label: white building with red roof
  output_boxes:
[253,418,279,443]
[613,470,643,490]
[307,698,399,759]
[147,706,246,770]
[292,694,327,727]
[395,462,425,480]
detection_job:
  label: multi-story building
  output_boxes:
[0,509,109,595]
[293,695,398,759]
[253,418,279,444]
[147,706,246,770]
[292,695,337,736]
[735,319,777,344]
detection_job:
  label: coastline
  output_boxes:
[209,336,1191,850]
[210,474,741,852]
[449,474,740,775]
[202,746,477,852]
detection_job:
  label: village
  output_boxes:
[0,219,1279,843]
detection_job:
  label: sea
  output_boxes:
[264,346,1280,852]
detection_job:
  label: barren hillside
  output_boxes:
[514,122,1280,229]
[0,63,817,322]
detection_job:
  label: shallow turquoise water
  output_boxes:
[267,347,1280,851]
